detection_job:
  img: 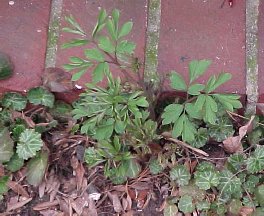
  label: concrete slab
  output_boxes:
[0,0,51,93]
[158,0,246,94]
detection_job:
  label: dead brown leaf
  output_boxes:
[42,67,74,93]
[71,192,90,215]
[39,209,63,216]
[33,200,60,211]
[108,192,123,213]
[223,116,255,153]
[7,181,29,198]
[6,197,32,212]
[39,181,46,198]
[240,206,254,216]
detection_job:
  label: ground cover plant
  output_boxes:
[0,8,264,216]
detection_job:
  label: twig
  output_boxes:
[161,132,209,157]
[227,111,264,127]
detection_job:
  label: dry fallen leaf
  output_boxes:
[6,197,32,212]
[240,206,254,216]
[108,192,123,213]
[7,181,29,198]
[39,209,62,216]
[223,116,255,153]
[42,67,74,93]
[33,200,60,211]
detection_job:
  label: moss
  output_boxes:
[144,0,161,89]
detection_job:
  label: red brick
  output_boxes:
[56,0,148,87]
[0,0,51,93]
[158,0,246,94]
[258,0,264,102]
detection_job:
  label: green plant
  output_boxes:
[161,60,242,144]
[162,146,264,215]
[62,9,138,83]
[72,73,148,141]
[84,136,140,184]
[0,88,57,189]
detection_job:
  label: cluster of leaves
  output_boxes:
[0,87,61,198]
[151,146,264,215]
[63,9,159,184]
[62,9,137,82]
[161,60,242,146]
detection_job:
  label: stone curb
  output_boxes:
[246,0,260,115]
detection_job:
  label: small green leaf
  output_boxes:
[194,169,220,190]
[187,83,205,95]
[228,199,242,215]
[0,176,9,195]
[178,195,195,213]
[243,175,260,193]
[16,129,43,160]
[182,116,196,142]
[170,165,191,186]
[185,103,202,119]
[196,200,211,211]
[61,39,89,49]
[62,27,85,36]
[84,147,105,167]
[189,60,211,83]
[192,128,208,148]
[72,68,87,81]
[98,36,115,53]
[118,21,133,38]
[227,154,246,171]
[196,161,216,172]
[26,151,48,186]
[116,40,136,54]
[92,9,107,37]
[172,114,184,138]
[246,146,264,173]
[255,184,264,206]
[149,159,163,174]
[27,87,55,108]
[6,153,24,172]
[1,92,27,111]
[85,48,104,62]
[218,169,242,196]
[203,95,217,124]
[205,73,232,93]
[208,115,234,142]
[64,15,85,35]
[112,9,120,29]
[94,119,114,140]
[194,94,206,111]
[125,159,141,178]
[163,203,178,216]
[213,94,242,112]
[161,104,183,125]
[106,19,117,40]
[170,72,187,91]
[0,127,14,163]
[92,62,107,83]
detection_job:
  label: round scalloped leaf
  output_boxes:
[26,151,48,186]
[218,169,242,196]
[16,129,43,160]
[194,169,220,190]
[178,195,194,213]
[149,159,163,174]
[0,127,14,163]
[27,87,55,108]
[1,92,27,111]
[246,146,264,173]
[255,184,264,206]
[164,203,178,216]
[170,165,191,186]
